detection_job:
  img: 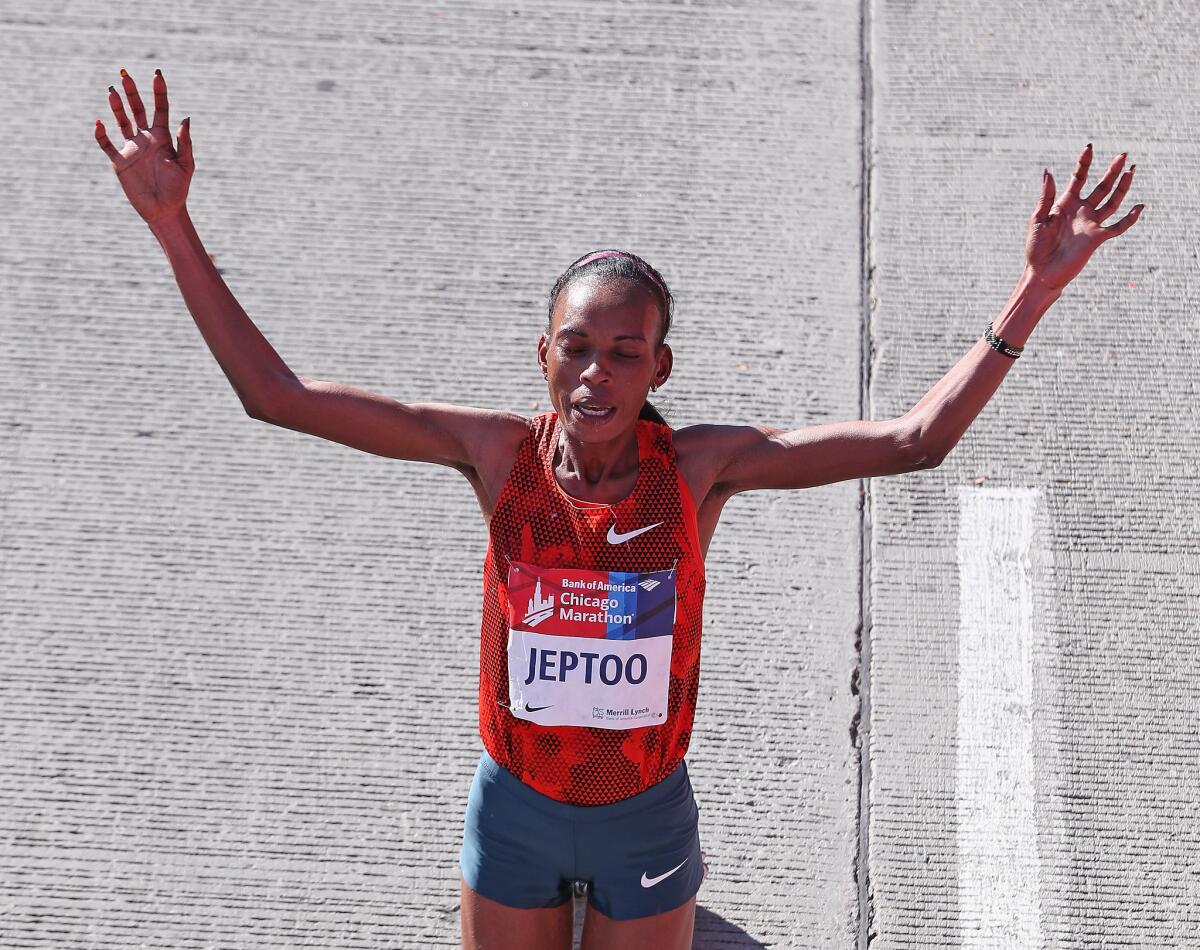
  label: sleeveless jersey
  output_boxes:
[476,410,706,806]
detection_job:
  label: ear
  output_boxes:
[653,342,673,387]
[537,332,549,377]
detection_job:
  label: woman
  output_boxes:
[96,68,1144,949]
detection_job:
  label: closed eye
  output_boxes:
[558,347,641,360]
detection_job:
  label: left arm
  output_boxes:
[906,267,1061,465]
[905,143,1145,465]
[700,144,1145,496]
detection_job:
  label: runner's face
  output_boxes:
[539,277,670,438]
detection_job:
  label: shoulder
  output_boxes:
[459,410,537,523]
[474,409,535,473]
[669,421,785,499]
[671,421,784,467]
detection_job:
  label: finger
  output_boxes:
[1033,167,1055,223]
[1095,163,1135,222]
[1099,203,1145,240]
[151,68,169,132]
[108,84,136,140]
[120,67,149,131]
[94,119,123,165]
[1062,142,1093,205]
[176,116,194,174]
[1083,151,1127,208]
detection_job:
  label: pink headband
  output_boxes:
[571,249,669,300]
[573,250,627,268]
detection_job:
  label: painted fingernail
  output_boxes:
[1086,142,1093,150]
[120,67,129,78]
[155,68,162,77]
[1129,163,1136,173]
[108,85,116,94]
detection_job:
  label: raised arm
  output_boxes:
[96,67,297,417]
[146,207,295,417]
[910,144,1143,463]
[695,144,1145,496]
[680,415,930,499]
[142,204,526,472]
[254,378,528,476]
[96,67,528,480]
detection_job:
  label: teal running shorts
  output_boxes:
[459,747,705,921]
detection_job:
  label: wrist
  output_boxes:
[990,268,1062,349]
[147,207,199,258]
[147,206,193,242]
[1019,265,1065,300]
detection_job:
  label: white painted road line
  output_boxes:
[956,487,1043,948]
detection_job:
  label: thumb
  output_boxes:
[177,116,194,174]
[1027,165,1056,221]
[1032,167,1054,223]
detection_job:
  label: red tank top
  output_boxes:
[477,410,706,805]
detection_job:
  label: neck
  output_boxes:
[554,418,640,491]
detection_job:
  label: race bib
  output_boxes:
[504,560,676,729]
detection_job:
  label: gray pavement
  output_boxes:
[1,1,1195,947]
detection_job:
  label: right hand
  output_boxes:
[95,68,194,226]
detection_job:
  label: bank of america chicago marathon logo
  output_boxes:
[509,563,677,640]
[522,577,554,626]
[522,575,663,628]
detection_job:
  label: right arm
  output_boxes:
[97,66,290,418]
[148,207,294,417]
[98,67,528,482]
[149,210,524,475]
[253,377,530,478]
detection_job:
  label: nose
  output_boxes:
[579,353,611,384]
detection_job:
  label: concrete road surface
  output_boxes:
[1,1,1195,947]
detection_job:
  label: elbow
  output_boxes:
[915,435,950,469]
[240,376,300,423]
[241,390,279,423]
[896,415,946,470]
[239,392,271,422]
[917,447,947,469]
[912,431,950,470]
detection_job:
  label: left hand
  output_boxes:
[1026,144,1145,292]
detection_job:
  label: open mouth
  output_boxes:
[572,402,616,420]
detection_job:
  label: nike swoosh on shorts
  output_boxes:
[607,522,663,544]
[640,857,688,888]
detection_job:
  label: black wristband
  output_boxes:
[984,322,1023,359]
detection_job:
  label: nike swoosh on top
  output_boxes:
[640,857,688,888]
[524,703,553,713]
[607,522,663,544]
